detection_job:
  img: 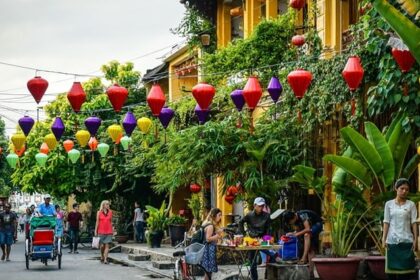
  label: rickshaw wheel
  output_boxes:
[58,254,62,269]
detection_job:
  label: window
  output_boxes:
[231,0,244,39]
[278,0,288,14]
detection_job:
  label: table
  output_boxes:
[218,245,281,279]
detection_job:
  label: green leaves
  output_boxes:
[324,155,373,188]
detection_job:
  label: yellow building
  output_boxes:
[144,0,362,225]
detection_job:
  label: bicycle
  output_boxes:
[173,243,206,280]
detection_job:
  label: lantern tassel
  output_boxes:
[249,110,254,134]
[114,145,118,155]
[154,124,159,142]
[92,152,94,163]
[351,98,356,116]
[82,153,85,164]
[164,130,167,144]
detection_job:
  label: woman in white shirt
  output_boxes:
[132,202,144,243]
[382,178,417,279]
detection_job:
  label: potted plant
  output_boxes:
[168,215,188,247]
[187,193,202,229]
[115,222,129,244]
[145,201,168,248]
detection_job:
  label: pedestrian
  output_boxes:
[382,178,417,279]
[200,208,224,280]
[55,205,65,239]
[132,201,145,243]
[18,214,25,233]
[67,203,83,254]
[283,209,323,265]
[238,197,276,280]
[0,203,18,261]
[35,194,56,216]
[95,200,113,264]
[29,204,36,216]
[23,207,32,240]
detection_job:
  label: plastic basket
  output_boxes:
[184,243,205,265]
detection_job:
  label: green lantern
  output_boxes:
[35,153,48,167]
[120,136,132,151]
[6,153,19,169]
[97,143,110,158]
[68,149,81,164]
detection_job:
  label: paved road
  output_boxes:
[0,233,163,280]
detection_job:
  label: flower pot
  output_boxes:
[169,224,186,247]
[149,230,164,248]
[115,235,129,244]
[365,256,386,280]
[312,257,361,280]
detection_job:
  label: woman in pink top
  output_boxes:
[95,200,113,264]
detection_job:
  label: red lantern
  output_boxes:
[63,140,74,153]
[292,35,305,47]
[107,84,129,113]
[192,82,215,111]
[190,184,201,193]
[147,84,166,116]
[67,82,86,112]
[242,76,262,110]
[342,56,364,91]
[227,186,239,196]
[289,0,305,10]
[27,76,48,104]
[391,49,415,73]
[225,195,235,204]
[287,69,312,99]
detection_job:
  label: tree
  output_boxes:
[0,118,12,196]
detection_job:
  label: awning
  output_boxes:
[142,63,168,83]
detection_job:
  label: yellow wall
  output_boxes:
[168,51,198,102]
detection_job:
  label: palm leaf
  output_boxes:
[393,129,412,178]
[365,122,395,187]
[385,111,404,142]
[324,155,373,188]
[332,147,353,189]
[402,154,419,179]
[340,126,383,180]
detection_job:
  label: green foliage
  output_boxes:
[187,194,202,225]
[0,118,12,196]
[145,201,168,232]
[167,215,187,225]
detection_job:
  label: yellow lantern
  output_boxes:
[75,130,90,148]
[11,133,26,150]
[107,124,123,143]
[137,117,152,134]
[44,133,57,150]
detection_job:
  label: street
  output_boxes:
[0,233,160,280]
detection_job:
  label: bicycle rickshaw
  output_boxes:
[25,216,62,269]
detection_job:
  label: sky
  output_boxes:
[0,0,186,136]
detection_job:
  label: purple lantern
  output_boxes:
[84,116,102,136]
[230,89,245,112]
[267,77,283,103]
[51,117,65,140]
[194,104,210,124]
[18,116,35,136]
[159,107,175,129]
[122,111,137,136]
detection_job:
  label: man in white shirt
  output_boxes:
[132,202,144,243]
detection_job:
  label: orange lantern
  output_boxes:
[40,143,50,155]
[88,137,98,151]
[63,140,74,153]
[15,146,26,157]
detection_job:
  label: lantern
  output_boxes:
[391,48,416,73]
[137,117,153,134]
[63,140,74,153]
[122,112,137,136]
[291,35,305,47]
[267,77,283,103]
[225,195,235,204]
[120,136,132,151]
[85,116,102,137]
[75,130,90,148]
[88,137,98,151]
[8,144,15,154]
[15,146,26,157]
[192,82,215,111]
[68,149,81,164]
[243,76,263,110]
[107,84,129,112]
[44,133,57,150]
[342,56,364,91]
[27,76,48,104]
[18,116,35,136]
[147,84,166,116]
[51,117,65,141]
[0,147,2,155]
[67,82,86,112]
[190,184,201,193]
[230,89,245,112]
[289,0,305,10]
[287,69,312,99]
[227,186,239,196]
[40,143,49,155]
[107,124,123,143]
[6,153,19,169]
[195,104,210,124]
[97,143,110,158]
[11,133,26,150]
[158,107,175,129]
[35,153,48,167]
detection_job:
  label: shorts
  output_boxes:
[99,234,113,244]
[0,230,14,245]
[310,222,323,249]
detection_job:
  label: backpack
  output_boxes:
[191,224,212,244]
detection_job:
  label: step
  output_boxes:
[128,254,151,261]
[152,261,175,270]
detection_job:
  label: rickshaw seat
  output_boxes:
[32,229,54,245]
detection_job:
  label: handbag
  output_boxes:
[278,235,299,260]
[92,236,100,249]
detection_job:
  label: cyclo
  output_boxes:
[25,216,62,269]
